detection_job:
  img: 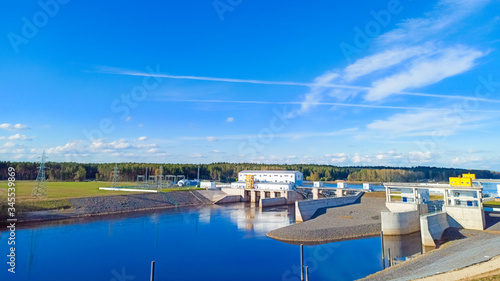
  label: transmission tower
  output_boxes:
[157,166,163,191]
[32,151,47,197]
[112,164,119,188]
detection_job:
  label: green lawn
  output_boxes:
[0,180,138,201]
[0,181,206,217]
[484,201,500,207]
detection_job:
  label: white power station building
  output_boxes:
[230,170,303,190]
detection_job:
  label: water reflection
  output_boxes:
[384,232,422,266]
[225,203,295,235]
[1,203,386,281]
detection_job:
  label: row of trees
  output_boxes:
[0,161,499,183]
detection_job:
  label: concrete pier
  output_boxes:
[219,188,300,206]
[381,210,420,235]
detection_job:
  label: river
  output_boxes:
[1,202,417,281]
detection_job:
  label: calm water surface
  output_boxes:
[1,203,390,281]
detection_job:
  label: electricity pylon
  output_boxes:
[32,151,47,197]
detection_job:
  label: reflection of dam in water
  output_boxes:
[198,203,296,235]
[383,232,422,266]
[228,204,295,234]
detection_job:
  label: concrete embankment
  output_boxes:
[19,191,212,222]
[295,192,363,222]
[361,211,500,281]
[267,195,388,244]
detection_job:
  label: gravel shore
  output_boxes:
[267,195,388,244]
[19,190,212,222]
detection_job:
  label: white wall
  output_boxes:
[238,171,302,185]
[200,181,216,189]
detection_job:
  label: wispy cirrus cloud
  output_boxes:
[365,46,485,101]
[365,110,494,138]
[96,0,495,118]
[343,44,436,82]
[179,128,358,142]
[294,0,493,112]
[158,99,500,113]
[376,0,493,46]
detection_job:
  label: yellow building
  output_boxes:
[449,173,476,187]
[462,173,476,180]
[245,175,255,189]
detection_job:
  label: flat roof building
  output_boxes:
[231,170,303,190]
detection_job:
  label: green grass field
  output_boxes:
[0,180,138,201]
[484,201,500,207]
[0,181,204,216]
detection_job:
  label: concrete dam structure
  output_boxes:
[381,174,490,247]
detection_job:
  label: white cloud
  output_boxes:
[289,0,493,113]
[366,110,490,138]
[329,153,348,164]
[47,141,87,154]
[181,128,357,142]
[0,123,30,131]
[343,45,435,82]
[110,139,131,149]
[294,71,340,116]
[190,153,203,158]
[3,134,33,141]
[226,117,234,123]
[3,142,17,148]
[91,139,131,150]
[376,0,493,46]
[135,143,157,148]
[125,116,132,122]
[138,136,148,141]
[366,47,485,101]
[147,148,159,153]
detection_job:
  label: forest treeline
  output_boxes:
[0,161,499,183]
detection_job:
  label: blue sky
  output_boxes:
[1,0,500,170]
